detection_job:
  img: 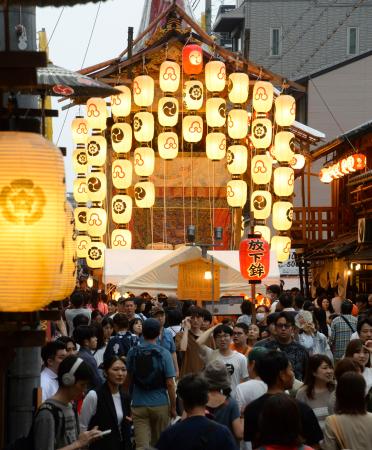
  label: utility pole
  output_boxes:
[205,0,212,35]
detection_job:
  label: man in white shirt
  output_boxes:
[267,284,281,313]
[40,341,67,401]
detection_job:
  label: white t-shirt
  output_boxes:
[234,379,267,413]
[363,367,372,394]
[40,367,59,402]
[80,390,123,432]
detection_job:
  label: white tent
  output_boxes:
[104,246,280,297]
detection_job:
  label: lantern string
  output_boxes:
[212,161,215,245]
[163,159,167,246]
[207,159,213,243]
[150,204,154,248]
[190,143,194,226]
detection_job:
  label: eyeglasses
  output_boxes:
[276,323,292,329]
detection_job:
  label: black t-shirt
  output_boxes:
[243,393,323,448]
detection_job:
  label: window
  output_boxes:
[270,28,281,56]
[347,27,359,55]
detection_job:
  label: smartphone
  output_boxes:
[100,429,112,437]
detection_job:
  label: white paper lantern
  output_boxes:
[228,73,249,104]
[112,194,133,224]
[227,109,249,139]
[71,117,88,144]
[183,80,203,110]
[272,201,293,231]
[183,115,203,143]
[88,207,107,237]
[254,225,271,243]
[252,81,274,113]
[159,61,180,93]
[74,206,89,232]
[250,118,273,149]
[111,85,131,118]
[271,235,291,262]
[111,123,132,153]
[112,159,132,189]
[227,145,247,175]
[76,234,90,258]
[87,172,107,202]
[134,181,155,208]
[206,133,226,161]
[251,190,272,219]
[273,131,295,162]
[226,180,247,208]
[251,155,273,185]
[86,97,107,130]
[275,95,296,127]
[158,132,178,160]
[205,60,226,92]
[274,167,294,197]
[111,229,132,249]
[87,135,107,166]
[206,98,226,127]
[158,97,179,127]
[134,147,155,176]
[86,240,106,269]
[73,177,89,203]
[319,168,332,183]
[133,112,154,143]
[290,154,306,170]
[133,75,154,107]
[72,148,88,174]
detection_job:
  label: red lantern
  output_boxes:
[239,235,270,284]
[182,44,203,75]
[352,153,366,171]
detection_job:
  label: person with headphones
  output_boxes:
[33,355,103,449]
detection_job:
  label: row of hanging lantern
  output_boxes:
[319,153,367,183]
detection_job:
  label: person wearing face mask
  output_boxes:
[256,306,269,332]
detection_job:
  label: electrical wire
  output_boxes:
[46,7,65,48]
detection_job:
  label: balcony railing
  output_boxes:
[291,207,337,246]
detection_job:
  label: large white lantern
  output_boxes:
[134,181,155,208]
[86,97,107,130]
[226,180,247,208]
[206,98,226,127]
[112,159,132,189]
[227,109,249,139]
[111,123,132,153]
[228,73,249,104]
[183,115,203,143]
[86,240,106,269]
[159,61,180,93]
[112,229,132,249]
[158,132,178,160]
[74,206,89,232]
[272,201,293,231]
[133,112,154,143]
[206,133,226,161]
[319,168,332,183]
[87,172,107,202]
[275,95,296,127]
[71,117,88,144]
[254,225,271,243]
[273,131,295,162]
[112,195,133,224]
[251,190,272,219]
[290,154,306,170]
[88,207,107,237]
[72,148,88,174]
[205,60,226,92]
[183,80,203,110]
[111,85,131,118]
[87,135,107,166]
[76,234,90,258]
[73,177,89,203]
[158,97,179,127]
[227,145,247,175]
[252,81,274,113]
[133,75,154,107]
[250,118,272,149]
[274,167,294,197]
[251,155,273,185]
[271,235,291,262]
[134,147,155,176]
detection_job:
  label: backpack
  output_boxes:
[104,333,139,360]
[131,346,166,390]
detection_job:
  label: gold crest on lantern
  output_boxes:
[86,241,106,269]
[72,148,88,174]
[133,112,154,143]
[250,190,272,219]
[112,195,133,224]
[134,147,155,177]
[183,80,203,110]
[159,61,180,93]
[111,229,132,249]
[71,117,88,144]
[226,180,247,208]
[87,172,107,202]
[250,118,272,149]
[134,181,155,208]
[251,155,273,185]
[226,145,247,175]
[76,234,90,259]
[74,206,89,232]
[183,116,203,143]
[111,123,132,153]
[87,135,107,166]
[112,159,132,189]
[158,97,179,127]
[73,177,89,203]
[87,207,107,237]
[111,85,131,118]
[252,81,274,113]
[86,97,107,130]
[158,132,178,160]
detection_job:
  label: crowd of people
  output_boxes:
[26,285,372,450]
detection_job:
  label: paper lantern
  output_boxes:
[319,168,332,183]
[254,225,271,243]
[228,109,249,139]
[112,159,132,189]
[159,61,180,92]
[0,132,66,311]
[340,158,350,175]
[239,236,270,282]
[111,229,132,249]
[290,154,306,170]
[111,123,132,153]
[227,145,247,175]
[183,115,203,143]
[158,97,179,127]
[351,153,366,171]
[88,207,107,237]
[183,80,204,110]
[251,155,273,185]
[87,135,107,166]
[275,95,296,127]
[206,98,226,127]
[72,148,88,174]
[86,240,105,269]
[251,190,272,219]
[112,194,133,224]
[250,118,272,149]
[133,112,154,143]
[133,75,154,107]
[271,235,291,262]
[182,44,203,75]
[134,181,155,208]
[86,97,107,130]
[206,133,226,161]
[76,234,90,258]
[252,81,274,113]
[226,180,247,208]
[134,147,155,176]
[74,206,89,232]
[73,177,89,203]
[111,85,131,118]
[274,167,294,197]
[273,131,295,162]
[87,172,107,202]
[272,201,293,231]
[71,117,88,144]
[205,60,226,92]
[228,72,249,104]
[158,132,178,160]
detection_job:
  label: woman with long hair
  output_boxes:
[296,354,334,429]
[93,317,114,368]
[345,338,372,394]
[129,318,143,338]
[316,296,334,323]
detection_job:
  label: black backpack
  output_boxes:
[131,346,166,390]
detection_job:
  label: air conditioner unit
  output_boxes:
[358,218,372,243]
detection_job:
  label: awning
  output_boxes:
[306,233,357,260]
[213,5,245,32]
[349,246,372,264]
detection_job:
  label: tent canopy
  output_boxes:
[104,246,280,297]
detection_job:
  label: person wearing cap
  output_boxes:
[330,300,358,361]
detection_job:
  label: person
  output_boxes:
[254,312,279,347]
[197,324,248,395]
[155,373,238,450]
[33,355,102,449]
[255,305,269,333]
[91,310,103,325]
[247,323,260,349]
[330,300,357,361]
[353,317,372,343]
[80,356,132,450]
[257,312,309,381]
[118,297,141,321]
[243,351,323,450]
[108,299,118,317]
[296,354,335,429]
[236,300,252,326]
[201,308,213,331]
[166,308,183,338]
[74,325,102,389]
[93,317,114,368]
[267,284,281,313]
[312,308,330,338]
[40,341,67,401]
[65,291,91,336]
[231,323,250,356]
[125,318,176,450]
[56,336,77,355]
[322,372,372,450]
[294,294,305,311]
[203,360,243,440]
[104,313,139,361]
[277,293,296,313]
[331,295,343,315]
[129,318,143,338]
[345,338,372,394]
[256,393,315,450]
[316,296,333,323]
